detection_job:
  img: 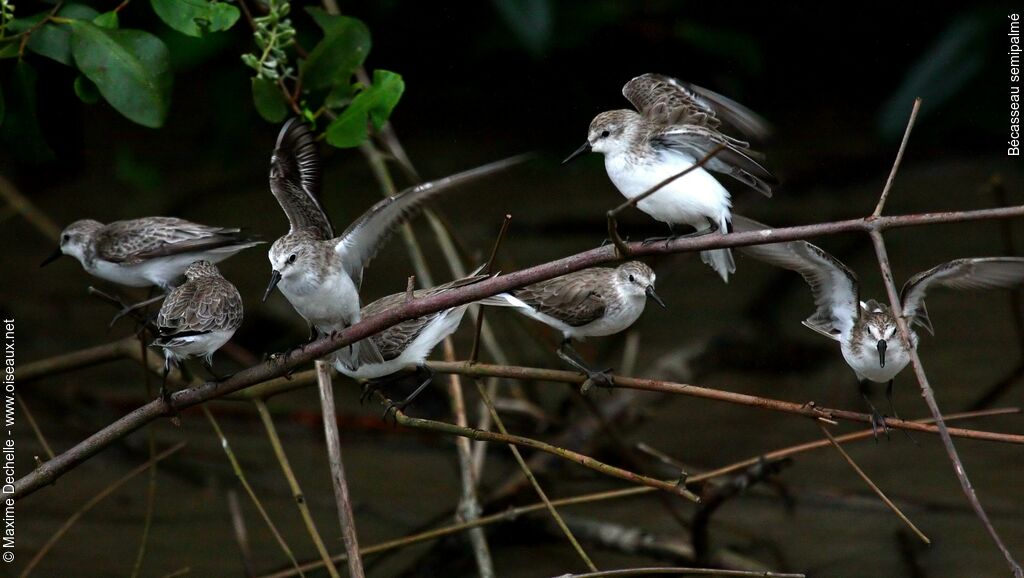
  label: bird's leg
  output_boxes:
[556,339,613,392]
[641,223,678,245]
[859,379,889,441]
[383,366,435,422]
[885,379,917,445]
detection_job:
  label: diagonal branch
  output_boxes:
[14,204,1024,500]
[870,231,1022,577]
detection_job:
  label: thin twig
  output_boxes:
[472,379,599,572]
[202,406,306,577]
[376,389,699,500]
[444,340,495,578]
[0,174,61,241]
[227,489,256,577]
[817,422,929,544]
[470,214,512,363]
[130,336,158,578]
[18,442,185,578]
[315,360,364,578]
[15,205,1024,499]
[872,97,921,217]
[258,407,1016,578]
[870,231,1023,577]
[254,399,341,578]
[425,362,1024,444]
[606,144,725,256]
[15,393,54,460]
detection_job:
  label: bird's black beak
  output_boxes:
[561,141,591,165]
[262,270,282,303]
[877,339,887,369]
[40,247,64,267]
[646,285,667,309]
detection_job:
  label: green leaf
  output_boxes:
[151,0,240,38]
[252,76,287,122]
[324,78,354,109]
[73,75,100,104]
[300,7,370,91]
[0,42,19,59]
[93,11,119,29]
[69,22,172,128]
[325,69,404,148]
[0,61,54,162]
[9,3,99,66]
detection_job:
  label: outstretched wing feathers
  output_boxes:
[270,118,334,239]
[731,215,859,340]
[900,257,1024,334]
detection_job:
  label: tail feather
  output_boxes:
[700,248,735,283]
[477,292,529,309]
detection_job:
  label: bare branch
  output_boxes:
[315,361,364,578]
[870,231,1023,577]
[818,422,929,544]
[872,97,922,217]
[14,205,1024,500]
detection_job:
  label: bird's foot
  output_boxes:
[580,368,615,394]
[868,409,891,442]
[382,398,407,425]
[360,381,380,405]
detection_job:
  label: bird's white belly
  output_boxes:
[336,306,468,379]
[90,251,244,290]
[605,152,731,230]
[841,340,911,383]
[568,297,646,340]
[160,329,236,361]
[280,269,360,333]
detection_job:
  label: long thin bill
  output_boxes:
[40,247,64,267]
[262,270,282,302]
[561,141,591,165]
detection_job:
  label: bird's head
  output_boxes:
[42,219,103,266]
[616,261,665,308]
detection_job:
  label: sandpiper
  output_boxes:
[563,73,775,283]
[152,260,243,400]
[333,269,488,412]
[262,119,526,353]
[733,216,1024,435]
[42,217,262,290]
[482,261,665,387]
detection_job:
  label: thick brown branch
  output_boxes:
[14,205,1024,500]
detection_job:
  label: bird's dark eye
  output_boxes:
[61,234,69,243]
[628,274,635,283]
[601,130,610,138]
[288,254,297,264]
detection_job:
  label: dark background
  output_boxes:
[4,2,1023,577]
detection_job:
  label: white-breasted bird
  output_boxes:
[482,261,665,387]
[564,73,775,283]
[152,260,243,400]
[262,118,526,368]
[733,215,1024,435]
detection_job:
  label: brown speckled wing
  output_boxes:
[900,257,1024,334]
[96,217,253,264]
[270,118,334,239]
[622,73,771,139]
[732,215,859,341]
[157,276,243,336]
[334,156,527,288]
[511,269,609,327]
[360,273,487,360]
